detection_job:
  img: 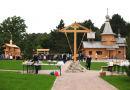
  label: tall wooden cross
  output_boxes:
[58,22,93,61]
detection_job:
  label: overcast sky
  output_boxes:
[0,0,129,34]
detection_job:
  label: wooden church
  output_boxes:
[82,13,126,60]
[2,35,20,60]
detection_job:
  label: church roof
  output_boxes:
[82,41,119,48]
[100,21,116,35]
[2,43,19,48]
[100,13,116,35]
[115,38,125,44]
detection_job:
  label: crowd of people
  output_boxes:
[0,54,5,60]
[77,53,92,70]
[0,53,22,60]
[0,52,92,70]
[37,53,72,61]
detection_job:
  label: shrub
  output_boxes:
[124,65,130,77]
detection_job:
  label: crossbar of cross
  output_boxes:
[57,22,93,61]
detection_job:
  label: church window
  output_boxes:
[117,50,122,54]
[89,51,92,55]
[96,51,102,55]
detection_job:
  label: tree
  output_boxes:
[34,33,52,49]
[99,23,105,34]
[28,33,44,44]
[50,19,70,53]
[110,14,126,37]
[124,65,130,77]
[0,15,27,53]
[23,36,36,60]
[124,32,130,61]
[56,19,65,30]
[37,45,43,49]
[124,32,130,77]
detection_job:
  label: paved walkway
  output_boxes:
[51,61,124,90]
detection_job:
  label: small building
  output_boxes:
[37,49,49,55]
[2,35,20,60]
[82,14,126,60]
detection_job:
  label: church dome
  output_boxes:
[106,15,109,19]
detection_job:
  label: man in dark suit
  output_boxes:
[63,53,66,64]
[34,53,38,63]
[86,54,92,70]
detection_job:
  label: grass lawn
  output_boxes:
[0,60,59,70]
[80,62,126,72]
[0,71,56,90]
[101,75,130,90]
[80,62,108,70]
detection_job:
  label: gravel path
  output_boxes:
[52,61,120,90]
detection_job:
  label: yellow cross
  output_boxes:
[58,22,93,61]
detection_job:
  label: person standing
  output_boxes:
[63,53,66,64]
[87,54,92,70]
[70,54,72,60]
[0,54,1,60]
[95,53,97,60]
[84,54,87,62]
[67,53,69,61]
[43,54,46,60]
[34,53,38,63]
[2,54,5,60]
[10,54,12,60]
[81,53,83,62]
[62,54,63,60]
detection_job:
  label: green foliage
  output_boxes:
[124,65,130,77]
[56,19,65,29]
[99,23,105,34]
[23,35,36,60]
[124,32,130,61]
[83,19,98,32]
[34,33,52,49]
[0,15,27,54]
[28,33,44,44]
[51,30,70,53]
[0,71,56,90]
[110,14,128,37]
[37,45,43,49]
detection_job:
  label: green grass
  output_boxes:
[101,75,130,90]
[0,60,23,70]
[0,60,59,70]
[80,62,108,70]
[80,62,126,72]
[41,61,59,70]
[0,71,56,90]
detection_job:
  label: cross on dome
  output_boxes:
[106,8,109,19]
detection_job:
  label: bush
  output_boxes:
[124,65,130,77]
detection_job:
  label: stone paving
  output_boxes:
[52,61,121,90]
